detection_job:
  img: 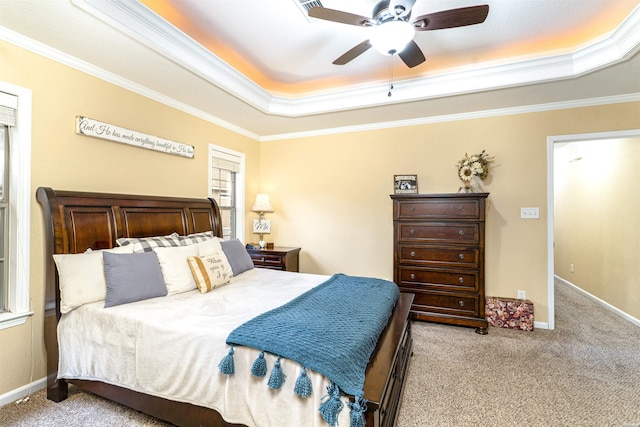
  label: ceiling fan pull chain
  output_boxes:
[388,59,394,97]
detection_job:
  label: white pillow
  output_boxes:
[186,250,233,293]
[153,245,200,294]
[195,237,223,256]
[53,246,134,314]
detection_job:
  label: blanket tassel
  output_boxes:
[294,367,313,398]
[267,357,285,389]
[218,346,235,375]
[251,351,267,377]
[348,393,367,427]
[319,382,343,426]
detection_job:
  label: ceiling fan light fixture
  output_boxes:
[370,20,415,56]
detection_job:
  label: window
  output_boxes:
[0,84,32,329]
[209,144,244,242]
[0,124,8,310]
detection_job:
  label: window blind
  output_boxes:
[0,92,17,126]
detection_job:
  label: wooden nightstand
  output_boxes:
[246,246,301,272]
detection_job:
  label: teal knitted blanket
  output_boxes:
[219,273,400,427]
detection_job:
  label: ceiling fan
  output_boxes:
[309,0,489,68]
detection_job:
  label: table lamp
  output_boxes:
[251,193,274,248]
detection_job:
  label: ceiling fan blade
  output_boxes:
[412,5,489,31]
[308,6,372,26]
[333,40,372,65]
[398,40,426,68]
[388,0,416,18]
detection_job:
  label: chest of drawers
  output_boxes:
[391,193,489,334]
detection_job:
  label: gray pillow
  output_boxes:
[221,239,254,276]
[103,251,167,308]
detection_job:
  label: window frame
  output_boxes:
[208,144,245,243]
[0,82,32,330]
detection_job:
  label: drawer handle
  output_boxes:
[409,229,415,235]
[459,300,465,307]
[410,273,416,280]
[458,230,465,236]
[410,207,415,212]
[260,257,265,262]
[410,251,416,257]
[459,206,465,212]
[458,276,464,283]
[458,253,465,260]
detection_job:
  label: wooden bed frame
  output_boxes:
[37,187,413,427]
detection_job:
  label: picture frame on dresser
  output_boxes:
[394,175,418,194]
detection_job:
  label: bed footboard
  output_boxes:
[363,293,413,427]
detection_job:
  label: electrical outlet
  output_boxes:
[517,290,526,299]
[570,263,574,273]
[520,207,540,219]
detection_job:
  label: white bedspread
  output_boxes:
[58,268,352,427]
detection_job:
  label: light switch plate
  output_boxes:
[521,207,539,219]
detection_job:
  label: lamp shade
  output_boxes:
[251,193,274,213]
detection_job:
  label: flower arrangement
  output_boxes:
[456,150,494,192]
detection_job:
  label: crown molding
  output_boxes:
[75,0,640,118]
[260,93,640,141]
[0,25,261,141]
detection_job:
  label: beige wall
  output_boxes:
[259,104,640,324]
[0,41,260,397]
[554,137,640,319]
[1,38,640,399]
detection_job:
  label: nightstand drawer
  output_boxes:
[398,245,479,268]
[250,253,283,267]
[246,247,301,272]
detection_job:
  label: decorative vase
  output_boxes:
[470,175,486,192]
[458,181,472,193]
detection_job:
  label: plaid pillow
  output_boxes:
[116,232,182,253]
[178,231,216,246]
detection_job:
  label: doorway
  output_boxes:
[547,128,640,330]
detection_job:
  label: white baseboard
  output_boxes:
[0,377,46,408]
[555,275,640,327]
[534,321,549,330]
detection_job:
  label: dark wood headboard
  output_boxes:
[36,187,223,401]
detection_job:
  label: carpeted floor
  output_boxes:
[397,282,640,426]
[1,281,639,426]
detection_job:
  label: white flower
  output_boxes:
[459,165,473,181]
[456,150,493,184]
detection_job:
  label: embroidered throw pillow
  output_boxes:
[186,251,233,293]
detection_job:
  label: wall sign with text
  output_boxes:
[75,116,195,158]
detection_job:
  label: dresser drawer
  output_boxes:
[398,245,479,268]
[397,267,478,291]
[408,291,480,317]
[395,199,481,220]
[396,222,479,244]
